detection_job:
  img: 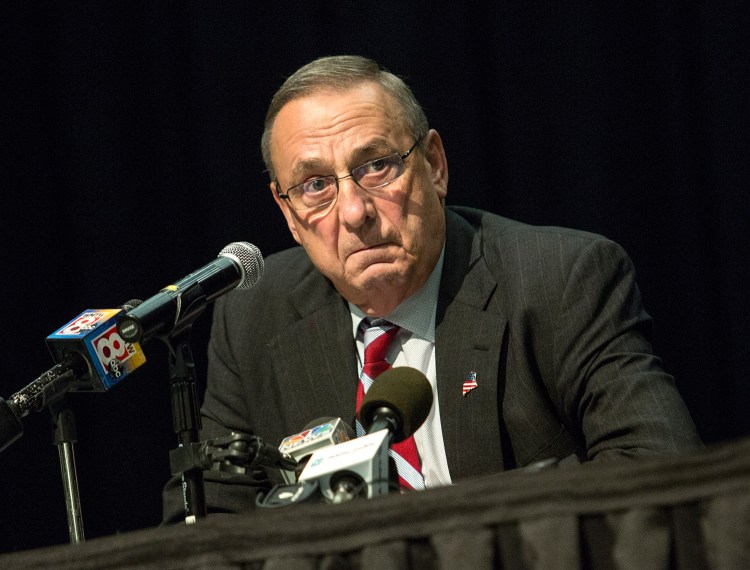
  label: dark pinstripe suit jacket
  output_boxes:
[166,206,701,518]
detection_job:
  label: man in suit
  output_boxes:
[163,55,701,521]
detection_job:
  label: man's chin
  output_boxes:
[353,264,403,288]
[338,262,409,297]
[338,269,410,315]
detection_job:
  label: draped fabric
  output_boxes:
[3,436,749,569]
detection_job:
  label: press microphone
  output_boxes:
[297,429,392,502]
[46,299,147,393]
[297,367,434,503]
[278,417,355,483]
[358,366,433,441]
[117,242,263,343]
[1,300,146,452]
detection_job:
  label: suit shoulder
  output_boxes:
[447,206,632,280]
[449,205,622,254]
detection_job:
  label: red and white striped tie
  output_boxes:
[355,319,425,491]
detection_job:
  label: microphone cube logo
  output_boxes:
[86,319,146,389]
[47,308,147,390]
[56,311,109,336]
[280,422,335,453]
[91,325,137,374]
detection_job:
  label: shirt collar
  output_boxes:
[349,246,445,343]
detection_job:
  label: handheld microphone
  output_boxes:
[1,300,146,452]
[278,417,355,483]
[117,242,263,343]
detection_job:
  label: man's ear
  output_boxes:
[424,129,449,202]
[270,181,302,244]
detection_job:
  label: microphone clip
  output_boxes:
[169,432,298,476]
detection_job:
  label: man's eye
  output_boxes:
[303,178,329,194]
[365,158,388,173]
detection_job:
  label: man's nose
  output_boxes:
[337,177,374,228]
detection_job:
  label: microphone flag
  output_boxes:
[47,308,146,391]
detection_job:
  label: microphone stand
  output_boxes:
[49,397,85,544]
[162,326,207,524]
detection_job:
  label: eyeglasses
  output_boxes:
[276,137,423,212]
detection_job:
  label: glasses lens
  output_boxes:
[289,176,337,210]
[352,154,404,189]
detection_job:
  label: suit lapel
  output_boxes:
[264,210,508,480]
[436,210,508,480]
[268,269,359,432]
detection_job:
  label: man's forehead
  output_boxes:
[288,138,398,176]
[272,87,407,173]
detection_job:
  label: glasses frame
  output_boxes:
[275,136,423,212]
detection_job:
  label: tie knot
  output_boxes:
[361,319,400,366]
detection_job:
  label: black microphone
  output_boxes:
[358,366,434,442]
[117,242,263,343]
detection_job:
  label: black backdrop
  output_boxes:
[1,1,747,554]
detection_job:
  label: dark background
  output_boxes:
[1,1,747,554]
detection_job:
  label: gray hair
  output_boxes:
[261,55,429,181]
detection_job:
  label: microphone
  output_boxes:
[1,300,146,452]
[117,242,263,343]
[46,299,147,393]
[296,430,392,503]
[278,417,355,483]
[357,366,433,441]
[169,432,298,476]
[297,367,434,503]
[257,418,355,508]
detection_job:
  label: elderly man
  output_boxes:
[164,55,700,521]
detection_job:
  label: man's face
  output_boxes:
[270,83,449,316]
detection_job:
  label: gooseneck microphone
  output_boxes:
[358,366,434,442]
[117,242,263,343]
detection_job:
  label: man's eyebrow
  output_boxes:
[291,158,327,178]
[350,140,395,164]
[290,140,396,178]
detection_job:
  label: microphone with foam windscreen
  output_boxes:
[357,366,434,441]
[117,242,263,343]
[297,367,434,503]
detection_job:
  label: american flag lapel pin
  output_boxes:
[462,371,478,397]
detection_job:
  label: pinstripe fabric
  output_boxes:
[170,206,703,522]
